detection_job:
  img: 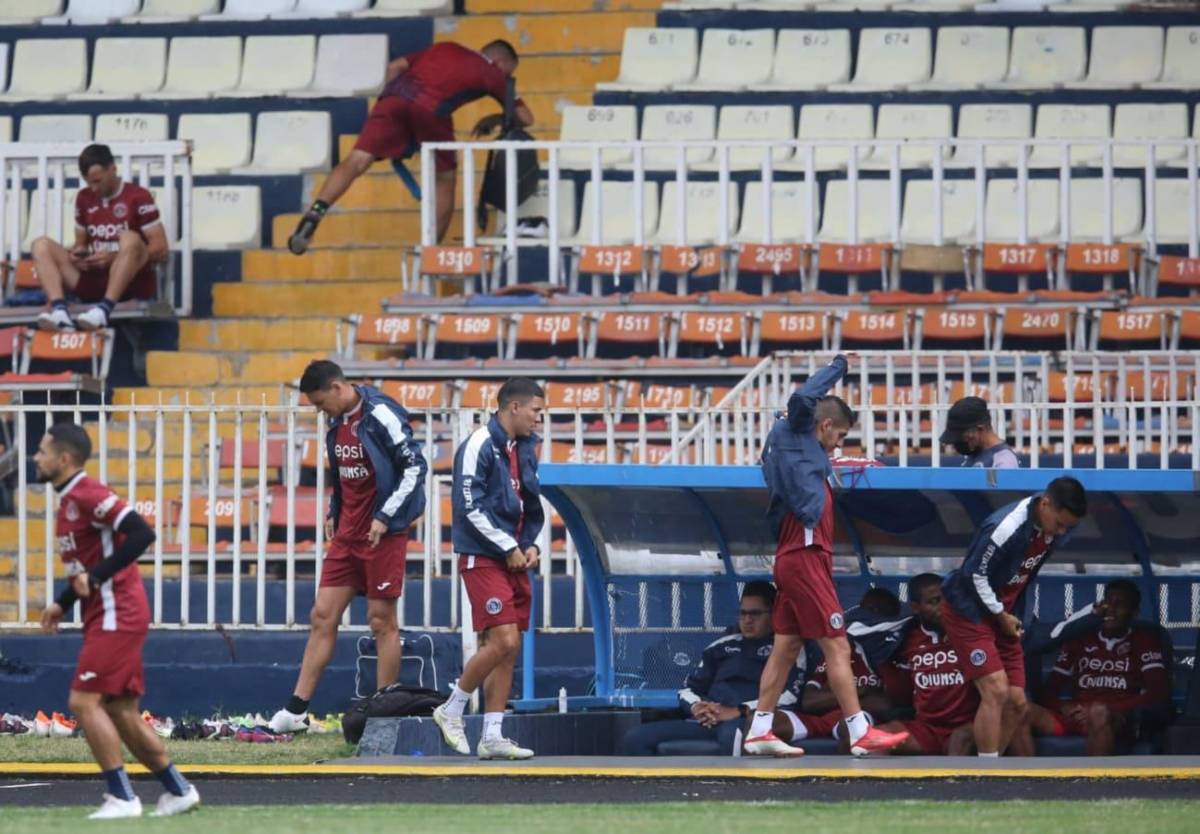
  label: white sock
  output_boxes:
[845,711,870,744]
[483,712,504,741]
[978,751,1000,758]
[784,712,808,742]
[748,710,774,738]
[444,684,470,718]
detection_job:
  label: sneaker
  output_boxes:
[50,712,77,738]
[151,785,200,818]
[88,793,143,820]
[849,725,910,757]
[0,714,31,735]
[477,736,534,760]
[152,717,176,739]
[287,211,321,255]
[74,306,109,331]
[37,308,74,332]
[268,709,309,734]
[742,731,806,757]
[33,710,52,738]
[322,713,343,733]
[431,704,471,755]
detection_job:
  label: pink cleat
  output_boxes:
[742,731,806,757]
[849,725,909,757]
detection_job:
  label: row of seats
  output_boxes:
[557,103,1200,171]
[0,33,386,100]
[664,0,1165,12]
[0,111,331,174]
[0,0,447,23]
[601,26,1200,93]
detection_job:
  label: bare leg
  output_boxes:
[292,586,357,700]
[314,150,376,207]
[972,670,1010,754]
[816,635,863,718]
[875,721,925,755]
[31,236,81,305]
[999,686,1029,753]
[1084,702,1117,756]
[947,724,976,756]
[753,634,804,713]
[460,623,521,710]
[366,598,402,691]
[68,690,125,771]
[104,231,149,302]
[105,695,169,772]
[434,169,456,242]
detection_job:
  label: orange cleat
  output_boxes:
[849,725,909,757]
[742,731,806,757]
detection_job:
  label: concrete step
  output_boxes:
[307,172,421,213]
[146,350,326,387]
[177,318,341,352]
[270,209,465,249]
[242,248,406,282]
[212,281,398,318]
[434,12,654,54]
[111,386,291,407]
[506,54,618,94]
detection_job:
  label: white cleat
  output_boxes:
[37,308,74,332]
[477,736,534,760]
[88,793,143,819]
[74,306,109,331]
[267,709,309,734]
[742,732,806,757]
[151,785,200,817]
[431,704,471,755]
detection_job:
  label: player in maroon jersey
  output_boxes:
[32,144,169,333]
[1029,580,1171,755]
[288,39,535,253]
[36,424,199,819]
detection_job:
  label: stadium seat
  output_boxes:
[490,179,578,242]
[0,0,62,23]
[543,380,614,411]
[913,27,1008,91]
[95,113,170,143]
[152,37,242,98]
[949,104,1033,168]
[1002,27,1087,88]
[558,106,638,169]
[899,179,978,245]
[995,307,1078,350]
[1067,26,1164,89]
[18,114,92,144]
[566,181,659,245]
[377,380,446,409]
[734,181,819,245]
[76,37,167,99]
[916,307,990,349]
[753,310,831,354]
[696,105,794,171]
[0,116,11,142]
[1028,104,1110,168]
[204,0,296,18]
[301,34,387,97]
[48,0,139,23]
[233,36,316,96]
[819,179,894,243]
[676,28,774,90]
[1112,103,1188,167]
[751,29,851,92]
[863,104,952,168]
[22,328,113,382]
[593,311,667,359]
[980,179,1060,243]
[672,310,747,357]
[352,314,424,356]
[427,314,505,359]
[1138,179,1200,246]
[1178,309,1200,346]
[788,104,873,171]
[510,312,587,359]
[631,105,717,170]
[0,39,88,101]
[354,0,452,15]
[177,113,253,174]
[280,0,371,16]
[240,111,331,174]
[1145,26,1200,89]
[829,28,932,91]
[124,0,220,22]
[839,309,910,349]
[1092,310,1169,351]
[193,186,261,250]
[596,28,699,92]
[0,44,7,95]
[651,181,738,246]
[1067,178,1144,242]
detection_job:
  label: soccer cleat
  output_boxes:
[151,785,200,817]
[849,725,910,757]
[74,306,109,331]
[88,793,143,819]
[431,704,471,755]
[50,712,77,738]
[268,709,309,734]
[37,308,75,332]
[477,736,534,760]
[0,714,32,735]
[742,731,806,757]
[34,710,52,737]
[287,211,321,255]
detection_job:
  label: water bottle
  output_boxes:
[558,687,568,714]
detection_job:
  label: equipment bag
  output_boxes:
[343,682,446,744]
[477,78,540,231]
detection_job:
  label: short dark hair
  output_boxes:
[815,395,856,429]
[1104,578,1141,612]
[483,39,519,64]
[47,422,92,465]
[907,573,942,602]
[78,143,115,177]
[497,378,544,409]
[298,359,347,394]
[1045,476,1087,518]
[860,586,901,618]
[742,580,776,608]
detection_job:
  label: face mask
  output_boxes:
[953,439,973,456]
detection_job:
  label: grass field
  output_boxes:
[2,801,1198,834]
[0,733,353,765]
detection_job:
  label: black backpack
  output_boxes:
[342,683,446,744]
[477,78,540,231]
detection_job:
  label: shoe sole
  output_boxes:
[37,319,74,333]
[152,797,200,817]
[851,735,909,757]
[287,235,310,256]
[431,711,471,755]
[743,744,805,758]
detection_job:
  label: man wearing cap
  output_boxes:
[941,397,1019,469]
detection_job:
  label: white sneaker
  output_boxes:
[267,709,309,734]
[74,306,109,331]
[151,785,200,817]
[477,736,534,760]
[431,704,471,755]
[37,308,74,332]
[88,793,143,819]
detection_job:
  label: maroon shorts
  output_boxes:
[1044,703,1131,739]
[320,532,407,599]
[459,554,531,633]
[75,265,157,303]
[73,628,147,698]
[772,547,846,639]
[940,600,1026,688]
[901,719,961,755]
[354,96,456,173]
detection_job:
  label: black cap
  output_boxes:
[940,396,990,445]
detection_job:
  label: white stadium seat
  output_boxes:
[790,104,873,171]
[829,28,931,91]
[279,0,371,16]
[734,181,819,245]
[596,28,699,92]
[864,104,952,169]
[49,0,140,23]
[177,113,253,174]
[913,27,1009,91]
[22,193,76,253]
[193,186,261,250]
[204,0,296,18]
[0,117,12,143]
[354,0,452,15]
[302,34,387,97]
[1001,27,1086,88]
[697,105,794,171]
[233,36,316,96]
[0,0,63,23]
[651,181,738,246]
[19,114,92,144]
[900,180,978,245]
[1144,27,1200,89]
[0,44,8,95]
[1068,178,1143,242]
[752,29,850,91]
[676,29,774,90]
[632,105,717,170]
[0,39,88,101]
[1140,179,1200,244]
[1067,26,1164,89]
[95,113,170,143]
[1112,103,1187,168]
[240,111,332,174]
[490,179,577,242]
[819,179,894,243]
[981,179,1060,243]
[78,37,167,98]
[949,104,1033,168]
[558,106,638,169]
[565,181,659,246]
[126,0,220,22]
[152,37,242,98]
[1028,104,1110,168]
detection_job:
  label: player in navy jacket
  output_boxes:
[941,476,1087,756]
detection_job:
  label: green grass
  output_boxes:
[0,733,354,765]
[1,801,1197,834]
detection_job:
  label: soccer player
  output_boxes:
[288,39,535,253]
[940,396,1019,468]
[33,143,168,333]
[36,424,199,819]
[1029,580,1171,755]
[269,360,428,734]
[432,378,545,760]
[941,476,1088,756]
[744,353,909,757]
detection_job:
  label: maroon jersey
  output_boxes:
[778,481,835,557]
[382,42,524,118]
[996,531,1052,612]
[1045,628,1170,712]
[893,625,979,728]
[55,472,150,633]
[75,181,161,255]
[331,399,376,544]
[808,641,880,690]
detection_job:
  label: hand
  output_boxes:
[505,548,527,573]
[41,603,63,634]
[1091,601,1109,620]
[325,518,334,541]
[842,351,857,370]
[69,248,89,265]
[82,250,116,270]
[367,519,387,549]
[71,572,92,600]
[996,611,1023,639]
[523,546,540,572]
[471,113,505,138]
[1062,702,1087,724]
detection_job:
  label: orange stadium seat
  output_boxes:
[544,380,614,412]
[1156,255,1200,296]
[593,311,667,359]
[354,314,424,357]
[995,307,1078,350]
[1046,371,1108,404]
[546,441,611,464]
[1178,309,1200,348]
[510,312,587,359]
[753,311,830,355]
[626,381,698,412]
[1093,310,1170,351]
[0,326,25,373]
[948,380,1015,405]
[916,307,991,350]
[1120,371,1193,402]
[377,380,447,410]
[671,310,747,357]
[457,379,505,410]
[427,313,505,359]
[839,310,910,350]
